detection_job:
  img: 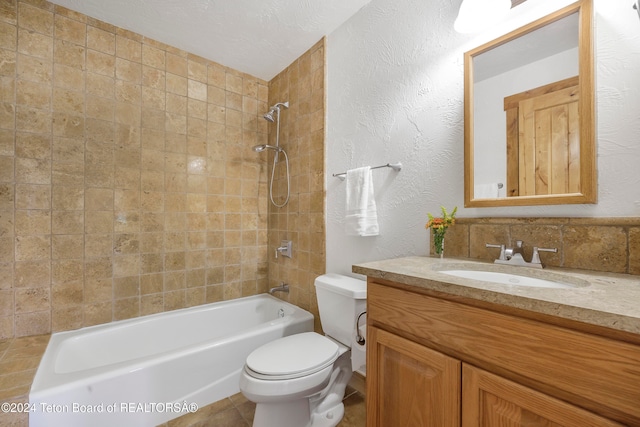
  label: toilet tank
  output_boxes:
[315,274,367,347]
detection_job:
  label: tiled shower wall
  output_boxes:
[0,0,273,338]
[266,39,326,331]
[441,217,640,275]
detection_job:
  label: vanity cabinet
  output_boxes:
[366,280,640,426]
[368,326,460,426]
[462,365,620,426]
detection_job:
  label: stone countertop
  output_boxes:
[353,256,640,335]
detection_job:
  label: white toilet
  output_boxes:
[239,274,367,427]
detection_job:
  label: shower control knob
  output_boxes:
[275,240,292,258]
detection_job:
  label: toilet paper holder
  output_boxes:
[355,311,367,346]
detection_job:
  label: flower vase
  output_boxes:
[433,229,446,259]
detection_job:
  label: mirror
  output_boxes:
[464,0,595,207]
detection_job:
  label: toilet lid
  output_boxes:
[246,332,339,379]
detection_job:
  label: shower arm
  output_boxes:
[271,102,288,152]
[275,108,281,152]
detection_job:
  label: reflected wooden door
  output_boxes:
[505,76,580,197]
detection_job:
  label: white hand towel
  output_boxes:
[345,166,379,236]
[475,183,500,198]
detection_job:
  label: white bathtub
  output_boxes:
[29,294,313,427]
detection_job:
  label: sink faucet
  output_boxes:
[505,240,525,260]
[486,240,557,269]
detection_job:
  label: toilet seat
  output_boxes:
[246,332,339,380]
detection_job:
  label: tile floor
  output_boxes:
[0,335,51,427]
[160,387,366,427]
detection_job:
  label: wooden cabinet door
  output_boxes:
[366,326,461,427]
[462,364,623,427]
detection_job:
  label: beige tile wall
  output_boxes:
[265,39,326,331]
[441,217,640,275]
[0,0,272,338]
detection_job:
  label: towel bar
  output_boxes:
[333,162,402,180]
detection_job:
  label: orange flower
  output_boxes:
[425,206,457,231]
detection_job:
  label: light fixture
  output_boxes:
[454,0,512,33]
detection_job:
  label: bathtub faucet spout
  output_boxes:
[269,283,289,295]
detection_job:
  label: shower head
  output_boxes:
[263,109,276,123]
[262,101,289,122]
[252,144,282,153]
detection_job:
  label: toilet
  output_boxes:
[239,274,367,427]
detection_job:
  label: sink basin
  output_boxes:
[440,269,577,289]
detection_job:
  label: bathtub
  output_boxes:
[29,294,313,427]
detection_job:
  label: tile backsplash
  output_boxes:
[0,0,272,338]
[440,217,640,275]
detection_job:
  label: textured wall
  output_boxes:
[0,0,271,339]
[326,0,640,276]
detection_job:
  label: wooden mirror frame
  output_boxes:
[463,0,595,207]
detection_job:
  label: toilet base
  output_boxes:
[253,400,311,427]
[309,402,345,427]
[251,399,345,427]
[248,352,353,427]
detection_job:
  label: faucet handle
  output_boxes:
[275,240,292,259]
[531,247,558,265]
[486,243,506,261]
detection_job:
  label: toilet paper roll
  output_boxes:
[351,324,367,374]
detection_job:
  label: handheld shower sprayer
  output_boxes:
[253,101,291,208]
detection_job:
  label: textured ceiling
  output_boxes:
[47,0,372,81]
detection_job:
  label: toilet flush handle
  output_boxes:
[355,311,367,346]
